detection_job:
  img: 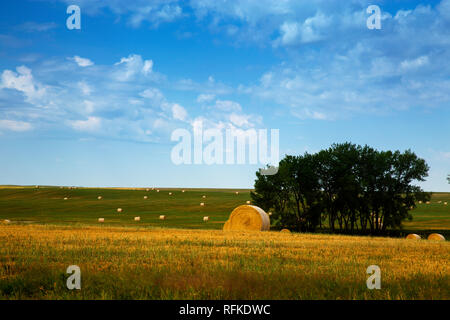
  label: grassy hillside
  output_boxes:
[0,224,448,299]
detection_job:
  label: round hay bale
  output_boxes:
[134,217,140,221]
[182,190,185,193]
[202,195,206,199]
[97,196,102,200]
[200,202,205,206]
[64,197,68,200]
[203,216,209,222]
[235,191,239,195]
[35,185,39,189]
[169,192,172,195]
[406,233,421,240]
[143,196,148,200]
[246,200,251,204]
[159,215,166,220]
[156,190,160,193]
[438,201,442,204]
[444,202,448,205]
[418,201,422,204]
[98,218,104,223]
[222,205,270,232]
[117,208,123,213]
[280,229,291,233]
[426,201,430,205]
[2,219,11,224]
[427,233,445,241]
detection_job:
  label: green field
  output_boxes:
[0,186,449,235]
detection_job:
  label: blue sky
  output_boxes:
[0,0,449,190]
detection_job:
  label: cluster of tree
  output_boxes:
[251,143,431,235]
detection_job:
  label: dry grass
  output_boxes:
[0,224,448,300]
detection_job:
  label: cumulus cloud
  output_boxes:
[172,103,188,121]
[114,54,154,81]
[0,66,46,103]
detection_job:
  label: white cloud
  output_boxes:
[229,113,251,127]
[0,66,46,102]
[172,103,188,121]
[78,81,91,95]
[114,54,153,81]
[400,56,429,70]
[197,93,215,103]
[214,100,242,112]
[0,119,32,132]
[71,56,94,67]
[69,116,101,132]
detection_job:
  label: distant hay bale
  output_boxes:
[444,202,448,205]
[143,196,148,200]
[202,195,206,199]
[134,217,140,221]
[223,205,270,232]
[246,200,251,204]
[182,190,185,193]
[235,191,239,195]
[97,196,102,200]
[2,219,11,224]
[64,197,68,200]
[117,208,123,213]
[98,218,104,223]
[426,201,430,204]
[280,229,291,233]
[203,216,209,222]
[146,188,150,192]
[418,201,422,204]
[438,201,442,204]
[200,202,205,206]
[406,233,421,240]
[427,233,445,241]
[159,215,166,220]
[169,192,172,195]
[156,190,160,193]
[35,185,39,189]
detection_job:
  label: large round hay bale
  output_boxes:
[427,233,445,241]
[280,228,291,233]
[406,233,421,240]
[200,202,205,206]
[203,216,209,222]
[202,195,206,199]
[98,196,102,200]
[182,190,185,193]
[134,217,140,221]
[98,218,104,223]
[117,208,123,213]
[246,200,251,204]
[2,219,11,225]
[159,215,166,220]
[143,196,148,200]
[223,205,270,232]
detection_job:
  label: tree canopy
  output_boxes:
[251,143,430,235]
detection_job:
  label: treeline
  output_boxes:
[251,143,431,235]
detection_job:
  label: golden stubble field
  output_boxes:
[0,224,449,300]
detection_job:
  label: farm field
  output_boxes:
[0,224,449,299]
[1,186,449,234]
[0,186,449,300]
